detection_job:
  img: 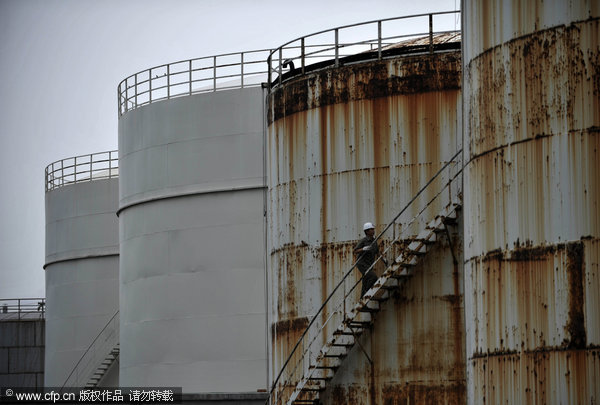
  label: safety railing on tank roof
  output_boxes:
[45,150,118,192]
[266,148,463,405]
[0,298,45,321]
[117,49,272,116]
[267,10,461,89]
[60,310,119,391]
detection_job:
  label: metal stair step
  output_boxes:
[407,247,427,255]
[308,376,332,381]
[390,272,412,280]
[347,320,371,327]
[281,200,462,405]
[394,255,418,266]
[314,365,338,371]
[323,353,347,358]
[331,342,354,348]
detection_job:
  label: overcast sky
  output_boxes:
[0,0,458,299]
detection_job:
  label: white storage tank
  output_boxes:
[44,151,120,387]
[117,51,268,397]
[463,0,600,403]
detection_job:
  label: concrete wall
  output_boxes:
[0,320,45,388]
[118,87,267,394]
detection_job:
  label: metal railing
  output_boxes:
[267,149,463,405]
[0,298,45,321]
[267,11,460,89]
[45,150,118,192]
[60,310,119,390]
[118,49,272,116]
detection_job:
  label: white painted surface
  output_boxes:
[44,178,119,387]
[118,87,267,393]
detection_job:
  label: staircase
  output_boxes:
[60,311,119,391]
[86,343,120,387]
[266,149,463,405]
[287,202,461,405]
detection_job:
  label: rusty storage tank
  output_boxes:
[44,151,120,387]
[117,51,268,399]
[463,0,600,403]
[267,14,466,404]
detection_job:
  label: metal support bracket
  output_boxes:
[350,326,373,365]
[443,222,458,265]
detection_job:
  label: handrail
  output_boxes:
[45,150,118,192]
[267,148,463,404]
[117,49,272,117]
[267,11,461,89]
[0,298,45,320]
[60,310,119,391]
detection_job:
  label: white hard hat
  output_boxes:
[363,222,375,231]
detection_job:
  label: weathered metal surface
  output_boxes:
[464,0,600,403]
[268,52,461,124]
[465,239,599,353]
[382,32,461,50]
[464,238,600,403]
[464,131,600,258]
[318,232,465,405]
[463,0,600,63]
[267,51,463,402]
[469,350,600,405]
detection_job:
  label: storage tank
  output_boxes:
[462,0,600,403]
[117,51,269,398]
[266,14,466,404]
[44,151,120,387]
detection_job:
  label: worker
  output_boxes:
[354,222,381,296]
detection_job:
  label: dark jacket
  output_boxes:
[354,236,379,274]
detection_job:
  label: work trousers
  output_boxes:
[360,269,378,296]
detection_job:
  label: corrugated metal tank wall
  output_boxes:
[463,0,600,403]
[118,87,267,393]
[267,52,465,403]
[44,164,119,387]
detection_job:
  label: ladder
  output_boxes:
[60,311,119,391]
[286,202,461,405]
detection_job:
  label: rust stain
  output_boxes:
[321,108,330,318]
[381,382,466,405]
[268,52,461,124]
[470,349,600,404]
[565,242,586,349]
[466,18,600,158]
[467,239,600,402]
[466,129,600,260]
[332,239,465,404]
[271,316,310,336]
[471,240,595,354]
[328,385,368,405]
[268,34,463,405]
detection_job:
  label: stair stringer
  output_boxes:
[287,202,462,405]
